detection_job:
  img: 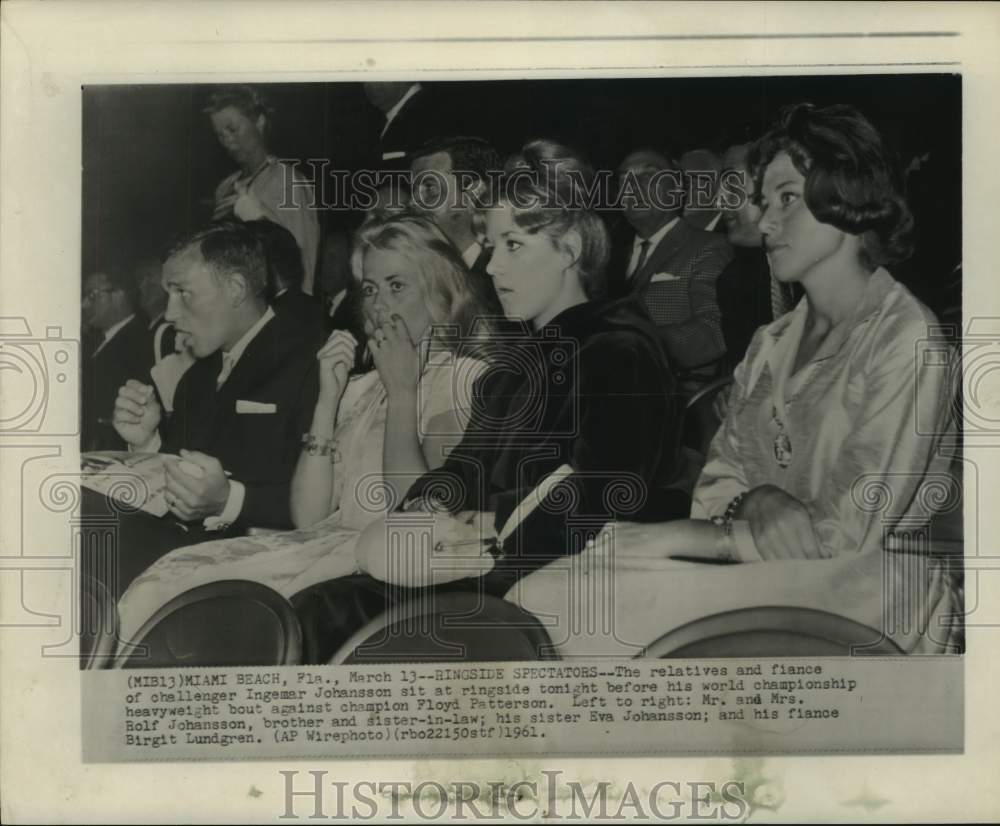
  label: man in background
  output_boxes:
[610,148,732,387]
[246,219,329,347]
[408,135,504,313]
[680,147,725,232]
[716,142,799,369]
[81,266,152,451]
[134,255,177,363]
[364,81,439,170]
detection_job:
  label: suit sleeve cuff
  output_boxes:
[204,480,245,531]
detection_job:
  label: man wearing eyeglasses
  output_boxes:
[81,267,153,450]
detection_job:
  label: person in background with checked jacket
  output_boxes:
[608,148,733,392]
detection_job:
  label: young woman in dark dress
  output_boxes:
[293,140,687,662]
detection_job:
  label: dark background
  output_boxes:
[82,74,961,317]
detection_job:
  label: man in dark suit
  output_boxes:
[106,223,319,581]
[364,81,442,171]
[408,136,504,315]
[610,149,733,382]
[246,219,329,347]
[680,148,726,233]
[81,267,153,451]
[135,256,177,363]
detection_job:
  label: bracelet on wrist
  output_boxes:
[724,491,749,524]
[709,491,749,561]
[301,433,340,463]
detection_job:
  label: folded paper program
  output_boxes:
[81,451,179,517]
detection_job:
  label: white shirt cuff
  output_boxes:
[204,480,245,531]
[128,431,162,454]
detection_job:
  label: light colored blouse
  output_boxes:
[692,267,956,558]
[327,350,486,529]
[213,157,320,292]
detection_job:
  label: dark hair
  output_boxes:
[168,221,268,299]
[410,136,502,198]
[749,103,914,268]
[477,139,610,300]
[92,262,140,312]
[203,85,275,143]
[616,147,682,175]
[244,219,304,298]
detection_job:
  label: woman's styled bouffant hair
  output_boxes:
[477,139,611,299]
[350,214,495,350]
[203,85,276,143]
[749,103,914,268]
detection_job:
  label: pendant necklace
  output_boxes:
[771,404,792,468]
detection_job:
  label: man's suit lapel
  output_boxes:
[209,314,301,441]
[91,315,140,363]
[631,220,692,294]
[165,353,219,451]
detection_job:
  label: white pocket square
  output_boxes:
[650,271,681,283]
[236,400,277,414]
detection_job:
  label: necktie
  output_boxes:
[217,352,236,388]
[630,239,651,279]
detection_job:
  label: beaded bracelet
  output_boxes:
[301,433,336,457]
[709,491,749,560]
[723,490,749,524]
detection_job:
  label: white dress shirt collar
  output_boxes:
[462,241,483,268]
[380,83,422,139]
[628,217,680,277]
[634,215,680,256]
[92,314,135,357]
[220,306,275,379]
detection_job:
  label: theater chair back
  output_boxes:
[81,575,119,670]
[641,606,904,658]
[329,592,559,665]
[115,580,302,668]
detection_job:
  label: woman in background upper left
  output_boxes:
[207,85,320,294]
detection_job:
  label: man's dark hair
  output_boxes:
[94,262,140,312]
[410,135,502,187]
[244,219,305,299]
[168,221,268,298]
